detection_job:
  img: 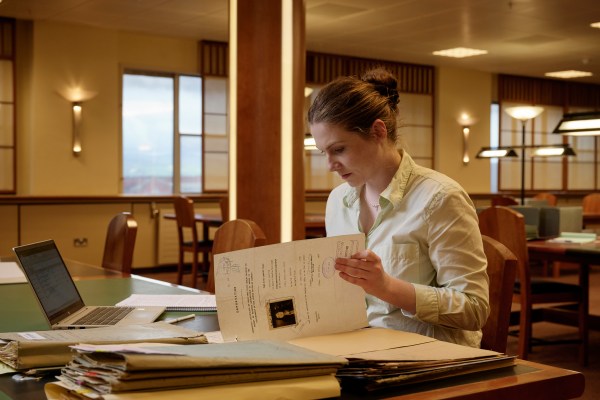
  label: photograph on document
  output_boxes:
[215,233,368,342]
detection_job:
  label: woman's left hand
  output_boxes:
[334,249,390,296]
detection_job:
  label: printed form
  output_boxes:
[215,234,368,342]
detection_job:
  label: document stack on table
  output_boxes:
[289,327,515,392]
[0,322,206,371]
[45,340,346,399]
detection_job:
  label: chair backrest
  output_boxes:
[480,235,518,353]
[583,193,600,214]
[206,219,267,294]
[173,196,199,244]
[101,212,138,274]
[491,195,518,207]
[533,192,557,206]
[478,206,530,304]
[219,196,229,223]
[173,196,197,229]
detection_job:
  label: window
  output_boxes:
[122,72,203,194]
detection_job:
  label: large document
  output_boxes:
[215,234,368,341]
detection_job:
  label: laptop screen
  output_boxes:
[14,240,85,324]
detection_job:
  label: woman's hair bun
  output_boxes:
[361,68,399,108]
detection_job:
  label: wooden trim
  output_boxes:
[499,74,600,108]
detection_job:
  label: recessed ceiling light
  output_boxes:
[591,22,600,29]
[545,70,593,79]
[432,47,488,58]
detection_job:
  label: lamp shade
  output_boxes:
[552,111,600,136]
[531,145,576,157]
[505,106,545,121]
[476,147,518,158]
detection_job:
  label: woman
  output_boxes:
[307,68,489,347]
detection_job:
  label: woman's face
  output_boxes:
[310,122,380,187]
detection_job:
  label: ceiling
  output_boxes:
[1,0,599,84]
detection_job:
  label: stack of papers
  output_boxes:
[116,294,217,312]
[46,340,346,399]
[548,232,597,244]
[0,262,27,284]
[0,322,207,370]
[289,328,515,392]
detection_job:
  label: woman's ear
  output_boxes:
[371,119,387,140]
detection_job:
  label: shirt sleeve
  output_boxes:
[412,189,490,331]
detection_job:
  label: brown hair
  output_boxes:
[307,68,400,142]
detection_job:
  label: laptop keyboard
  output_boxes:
[73,307,135,325]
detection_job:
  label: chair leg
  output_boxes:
[579,299,588,366]
[202,250,211,282]
[191,251,198,288]
[176,250,184,285]
[518,303,532,360]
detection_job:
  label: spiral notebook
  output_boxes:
[116,294,217,312]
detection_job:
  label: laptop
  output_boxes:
[12,240,165,329]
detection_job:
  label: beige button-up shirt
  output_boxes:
[326,152,489,348]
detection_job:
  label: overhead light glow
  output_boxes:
[432,47,488,58]
[553,112,600,136]
[591,22,600,29]
[545,70,593,79]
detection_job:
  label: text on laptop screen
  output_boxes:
[18,243,82,319]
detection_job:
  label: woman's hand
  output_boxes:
[334,249,390,296]
[335,249,416,314]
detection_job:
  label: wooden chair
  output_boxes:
[478,206,587,365]
[101,212,137,274]
[583,192,600,214]
[533,192,557,206]
[206,219,267,294]
[173,196,214,288]
[491,195,518,207]
[480,235,518,353]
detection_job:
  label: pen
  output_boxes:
[165,314,196,324]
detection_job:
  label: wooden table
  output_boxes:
[0,261,219,400]
[163,212,327,239]
[526,238,600,365]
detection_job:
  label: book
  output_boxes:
[116,294,217,312]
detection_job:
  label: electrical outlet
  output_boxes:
[73,238,88,247]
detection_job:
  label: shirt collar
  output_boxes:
[342,150,415,210]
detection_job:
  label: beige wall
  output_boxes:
[16,21,198,195]
[16,21,495,196]
[436,66,493,193]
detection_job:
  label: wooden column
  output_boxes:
[229,0,306,244]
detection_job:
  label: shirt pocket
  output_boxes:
[372,243,420,282]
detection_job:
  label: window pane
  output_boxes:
[122,74,174,194]
[179,76,202,134]
[180,135,202,193]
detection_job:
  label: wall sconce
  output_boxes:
[304,133,317,151]
[458,113,475,165]
[56,86,98,156]
[72,102,83,155]
[552,111,600,136]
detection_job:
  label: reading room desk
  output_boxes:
[0,260,585,400]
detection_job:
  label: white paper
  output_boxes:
[116,294,216,310]
[548,231,597,244]
[0,262,28,284]
[70,343,183,355]
[215,234,368,342]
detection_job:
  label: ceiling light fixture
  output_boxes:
[591,22,600,29]
[553,111,600,136]
[545,70,593,79]
[432,47,488,58]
